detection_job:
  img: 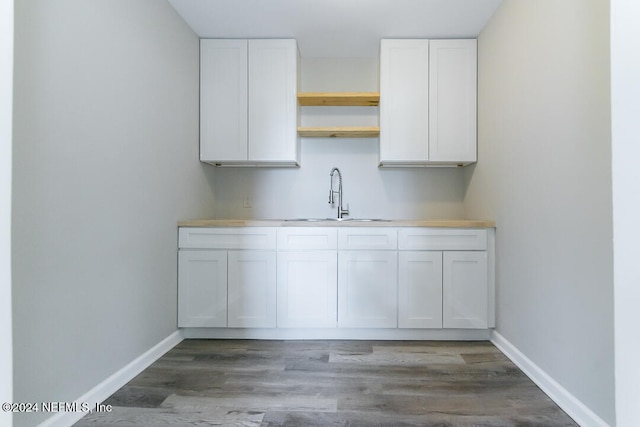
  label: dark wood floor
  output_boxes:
[76,340,577,426]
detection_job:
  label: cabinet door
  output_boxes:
[277,251,337,328]
[379,39,429,165]
[429,39,477,163]
[248,39,299,164]
[200,39,248,162]
[398,251,443,328]
[338,251,398,328]
[442,251,488,329]
[178,250,227,327]
[228,250,277,328]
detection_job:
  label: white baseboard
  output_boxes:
[491,331,610,427]
[39,330,183,427]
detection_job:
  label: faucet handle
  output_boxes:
[341,204,350,217]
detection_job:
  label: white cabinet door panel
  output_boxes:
[248,39,299,163]
[398,251,443,328]
[429,39,477,163]
[200,39,248,162]
[379,39,430,164]
[443,251,488,329]
[178,250,227,327]
[338,251,398,328]
[277,251,337,328]
[227,250,277,328]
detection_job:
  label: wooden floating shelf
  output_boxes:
[297,92,380,107]
[297,126,380,138]
[297,92,380,137]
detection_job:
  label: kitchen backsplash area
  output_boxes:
[208,57,468,220]
[211,138,467,220]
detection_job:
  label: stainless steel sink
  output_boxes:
[284,218,390,222]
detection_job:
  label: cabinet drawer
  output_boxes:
[338,228,397,250]
[179,227,276,249]
[277,228,338,250]
[398,228,487,250]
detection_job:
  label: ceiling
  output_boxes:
[168,0,503,58]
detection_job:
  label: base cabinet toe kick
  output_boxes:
[177,226,495,340]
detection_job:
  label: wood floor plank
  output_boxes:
[161,394,338,413]
[329,349,466,365]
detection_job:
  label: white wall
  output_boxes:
[212,58,467,220]
[11,1,213,425]
[1,1,13,426]
[611,1,640,425]
[464,0,614,424]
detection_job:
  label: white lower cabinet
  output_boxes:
[178,227,277,328]
[277,251,337,328]
[227,250,277,328]
[398,250,488,330]
[398,251,443,328]
[178,226,494,334]
[178,250,228,327]
[398,228,490,330]
[338,251,398,328]
[442,251,488,329]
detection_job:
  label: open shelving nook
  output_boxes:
[297,92,380,138]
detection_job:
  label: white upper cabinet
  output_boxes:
[200,39,300,167]
[379,39,477,167]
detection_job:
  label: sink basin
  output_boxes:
[284,218,390,222]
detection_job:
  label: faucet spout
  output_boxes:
[329,167,349,219]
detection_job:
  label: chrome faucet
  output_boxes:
[329,167,349,219]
